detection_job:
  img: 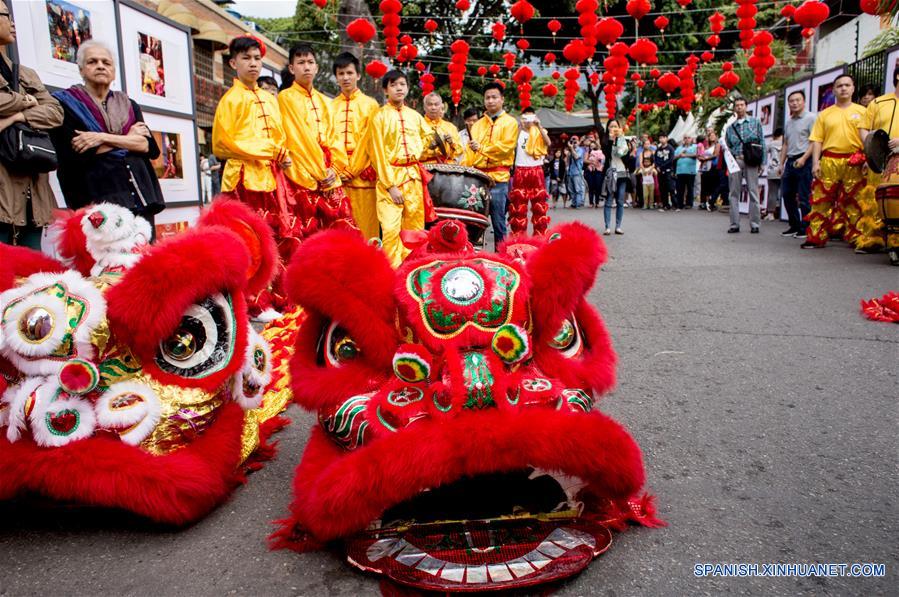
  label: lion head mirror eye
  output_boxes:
[320,321,360,367]
[18,307,55,343]
[155,293,235,379]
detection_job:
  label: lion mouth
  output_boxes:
[346,468,611,591]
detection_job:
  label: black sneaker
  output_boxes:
[727,226,740,233]
[793,231,807,239]
[800,241,823,249]
[750,227,760,234]
[781,228,798,236]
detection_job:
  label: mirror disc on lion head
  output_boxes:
[345,518,612,591]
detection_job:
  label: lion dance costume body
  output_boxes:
[273,220,660,591]
[0,201,292,524]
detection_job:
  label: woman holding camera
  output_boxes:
[0,1,64,247]
[601,119,629,235]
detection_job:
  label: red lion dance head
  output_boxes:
[275,221,660,591]
[0,200,288,524]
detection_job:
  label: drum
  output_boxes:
[425,163,494,247]
[876,154,899,252]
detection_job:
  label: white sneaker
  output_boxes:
[603,228,612,235]
[254,308,283,323]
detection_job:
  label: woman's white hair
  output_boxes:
[76,40,115,69]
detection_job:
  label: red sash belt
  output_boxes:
[821,151,853,159]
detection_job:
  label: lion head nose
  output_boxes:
[490,323,532,364]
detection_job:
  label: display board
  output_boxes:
[12,0,202,212]
[118,2,194,116]
[783,78,812,124]
[757,94,776,137]
[11,0,122,91]
[811,67,845,113]
[884,46,899,94]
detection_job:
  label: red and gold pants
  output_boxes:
[509,165,550,235]
[806,155,865,246]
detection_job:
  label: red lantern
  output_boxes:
[563,39,592,65]
[551,70,561,80]
[626,0,651,21]
[492,23,506,43]
[365,60,387,79]
[544,52,557,64]
[313,0,327,7]
[708,11,725,34]
[563,67,580,112]
[801,27,816,38]
[489,64,501,76]
[701,51,714,62]
[516,39,530,51]
[781,5,795,21]
[503,51,516,70]
[594,17,624,47]
[649,68,661,79]
[477,65,487,76]
[628,38,658,66]
[637,80,646,89]
[654,16,669,33]
[657,72,680,95]
[794,1,830,29]
[449,40,470,106]
[510,1,535,24]
[547,19,562,37]
[718,62,740,90]
[706,35,721,48]
[346,18,376,45]
[424,19,438,34]
[455,0,470,11]
[414,61,425,72]
[676,0,691,6]
[710,86,727,98]
[542,83,559,97]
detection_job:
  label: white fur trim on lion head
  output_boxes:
[95,381,162,446]
[230,328,272,411]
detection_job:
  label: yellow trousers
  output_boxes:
[377,175,424,267]
[854,170,899,250]
[807,157,864,246]
[346,184,379,242]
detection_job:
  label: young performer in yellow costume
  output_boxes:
[331,52,380,242]
[804,74,866,249]
[420,92,463,165]
[368,70,429,267]
[212,35,293,317]
[278,44,354,239]
[858,68,899,264]
[465,82,519,248]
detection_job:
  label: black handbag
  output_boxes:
[0,64,58,175]
[734,123,763,168]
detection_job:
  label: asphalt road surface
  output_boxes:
[1,207,896,596]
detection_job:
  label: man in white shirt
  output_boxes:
[509,107,551,235]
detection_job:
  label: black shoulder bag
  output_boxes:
[0,64,58,175]
[734,122,763,168]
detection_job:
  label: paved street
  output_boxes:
[1,207,896,596]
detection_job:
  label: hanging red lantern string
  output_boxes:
[563,67,580,112]
[379,0,402,59]
[420,71,435,96]
[735,0,757,50]
[346,18,376,46]
[718,61,740,90]
[448,39,470,106]
[512,65,534,109]
[503,51,516,71]
[576,0,599,56]
[491,22,506,45]
[748,30,775,86]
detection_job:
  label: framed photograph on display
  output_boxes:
[811,67,845,113]
[757,94,776,137]
[745,100,758,119]
[784,78,811,125]
[10,0,121,91]
[884,46,899,94]
[117,2,194,116]
[142,112,201,206]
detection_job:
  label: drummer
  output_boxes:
[465,82,519,249]
[858,67,899,265]
[420,93,463,165]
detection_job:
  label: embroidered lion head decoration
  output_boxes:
[274,221,660,591]
[0,200,283,524]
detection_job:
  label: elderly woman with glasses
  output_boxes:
[0,0,64,247]
[51,40,165,226]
